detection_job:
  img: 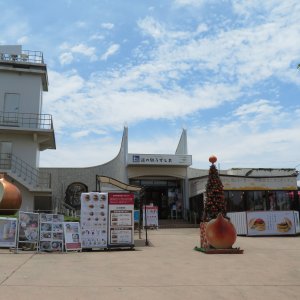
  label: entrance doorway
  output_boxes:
[129,178,183,219]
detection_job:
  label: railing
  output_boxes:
[0,153,51,189]
[0,111,53,130]
[0,50,44,64]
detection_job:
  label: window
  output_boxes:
[0,142,12,169]
[225,191,245,212]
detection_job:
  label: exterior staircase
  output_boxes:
[0,153,51,192]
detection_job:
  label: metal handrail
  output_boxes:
[0,111,53,130]
[0,153,51,188]
[0,50,44,64]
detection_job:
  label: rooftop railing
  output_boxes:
[0,111,53,130]
[0,50,44,64]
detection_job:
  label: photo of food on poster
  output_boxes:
[80,192,108,248]
[108,193,134,247]
[247,211,296,236]
[18,212,39,243]
[39,213,64,252]
[0,217,17,248]
[63,222,82,250]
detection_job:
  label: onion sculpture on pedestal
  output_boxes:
[205,213,237,249]
[0,176,22,215]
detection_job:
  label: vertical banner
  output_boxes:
[108,193,134,248]
[18,212,39,248]
[80,192,108,248]
[39,214,64,252]
[0,217,17,248]
[63,222,82,251]
[143,206,159,228]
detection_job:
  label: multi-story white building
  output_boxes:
[0,45,55,212]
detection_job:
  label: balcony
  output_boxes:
[0,50,44,64]
[0,111,56,150]
[0,111,53,130]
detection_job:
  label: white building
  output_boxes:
[0,45,55,212]
[1,45,299,229]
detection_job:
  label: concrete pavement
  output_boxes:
[0,228,300,300]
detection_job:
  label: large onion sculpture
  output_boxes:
[0,176,22,215]
[205,213,237,249]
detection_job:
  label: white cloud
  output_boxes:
[59,52,73,65]
[173,0,206,7]
[59,43,97,63]
[100,44,120,60]
[17,36,28,44]
[101,23,114,30]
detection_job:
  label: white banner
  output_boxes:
[247,211,297,236]
[80,192,108,248]
[63,222,82,251]
[0,217,17,248]
[143,206,158,228]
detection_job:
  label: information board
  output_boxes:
[39,213,64,252]
[80,192,108,248]
[0,217,17,248]
[18,212,39,248]
[63,222,82,251]
[143,206,159,228]
[108,193,134,248]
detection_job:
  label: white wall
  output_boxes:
[0,71,43,114]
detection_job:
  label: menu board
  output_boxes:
[247,211,297,236]
[80,192,108,248]
[39,214,64,252]
[63,222,82,251]
[143,206,159,228]
[0,217,17,248]
[108,193,134,247]
[18,212,39,244]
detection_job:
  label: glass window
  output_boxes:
[225,191,245,212]
[246,191,266,211]
[275,191,291,210]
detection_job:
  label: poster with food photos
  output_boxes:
[108,193,134,247]
[247,211,296,236]
[39,213,64,252]
[80,192,108,248]
[63,222,82,251]
[0,217,17,248]
[18,212,39,244]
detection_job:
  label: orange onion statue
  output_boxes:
[205,213,237,249]
[0,176,22,215]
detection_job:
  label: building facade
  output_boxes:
[0,45,55,212]
[1,45,299,224]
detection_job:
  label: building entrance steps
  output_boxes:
[158,218,198,228]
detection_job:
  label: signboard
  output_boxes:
[80,192,108,248]
[0,217,17,248]
[143,206,159,228]
[108,193,134,247]
[127,153,192,166]
[39,214,64,252]
[18,212,39,245]
[247,211,297,236]
[63,222,82,251]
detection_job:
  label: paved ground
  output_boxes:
[0,229,300,300]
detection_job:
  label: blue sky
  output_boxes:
[1,0,300,171]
